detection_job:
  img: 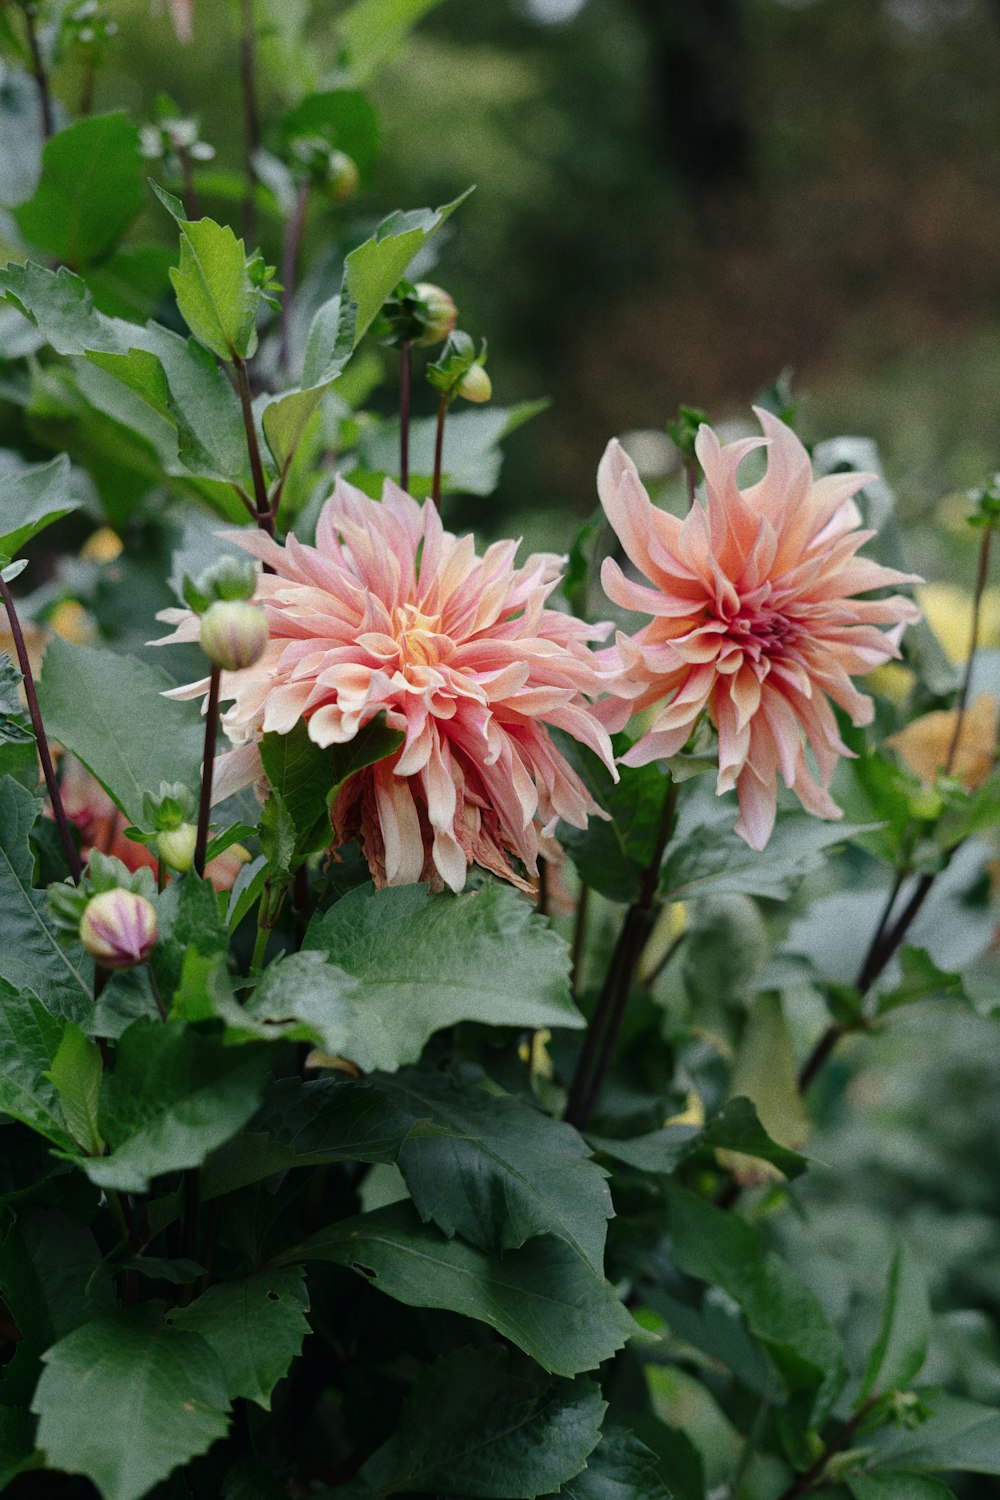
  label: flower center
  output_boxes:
[392,603,448,669]
[723,594,800,664]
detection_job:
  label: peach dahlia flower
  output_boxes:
[156,478,616,892]
[598,409,921,849]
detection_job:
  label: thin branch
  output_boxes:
[233,354,273,537]
[945,521,993,773]
[569,884,590,998]
[194,667,221,877]
[775,1395,880,1500]
[0,576,82,881]
[278,180,310,375]
[23,3,53,141]
[399,339,412,491]
[431,395,448,510]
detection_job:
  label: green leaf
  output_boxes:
[875,946,965,1017]
[0,262,249,486]
[590,1097,805,1184]
[153,187,263,362]
[282,1200,634,1377]
[15,114,144,269]
[0,982,75,1149]
[717,996,809,1177]
[871,1391,1000,1475]
[848,1475,957,1500]
[338,0,447,83]
[0,58,43,209]
[46,1021,104,1155]
[548,1426,673,1500]
[0,777,92,1019]
[152,872,228,1009]
[361,1345,605,1497]
[355,402,547,501]
[0,651,32,746]
[660,793,878,903]
[389,1071,612,1269]
[664,1183,844,1414]
[557,750,671,904]
[859,1243,931,1399]
[0,453,78,565]
[0,1405,35,1489]
[301,193,471,388]
[170,1268,310,1410]
[0,1205,114,1406]
[32,1304,230,1500]
[85,1020,270,1193]
[258,1070,612,1269]
[38,639,204,826]
[261,386,324,472]
[304,882,583,1069]
[278,90,380,181]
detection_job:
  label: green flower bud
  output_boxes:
[157,822,198,873]
[80,889,158,970]
[456,363,492,404]
[199,600,269,671]
[326,149,360,203]
[412,283,458,347]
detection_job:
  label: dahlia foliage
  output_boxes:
[1,16,998,1500]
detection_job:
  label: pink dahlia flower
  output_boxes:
[598,408,921,849]
[155,478,616,892]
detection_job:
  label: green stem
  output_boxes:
[194,667,221,878]
[399,339,412,491]
[0,576,82,882]
[233,355,273,536]
[431,394,449,510]
[775,1395,880,1500]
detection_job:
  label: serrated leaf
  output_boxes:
[0,453,78,564]
[548,1426,673,1500]
[15,114,144,269]
[32,1305,230,1500]
[860,1243,931,1400]
[664,1183,844,1416]
[660,792,878,903]
[590,1097,805,1183]
[0,1205,114,1406]
[301,194,470,390]
[154,187,262,362]
[85,1020,270,1193]
[362,1345,605,1497]
[170,1268,310,1410]
[0,982,75,1149]
[46,1021,104,1155]
[0,262,249,486]
[38,639,204,826]
[0,777,92,1019]
[304,882,583,1069]
[281,1200,634,1377]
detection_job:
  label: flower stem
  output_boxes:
[569,884,590,997]
[399,339,412,491]
[194,667,221,878]
[238,0,259,244]
[0,576,82,882]
[945,520,993,774]
[683,455,698,510]
[22,3,53,141]
[431,394,449,510]
[278,180,310,375]
[565,779,677,1129]
[536,856,549,917]
[233,355,273,536]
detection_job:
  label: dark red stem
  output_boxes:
[399,339,412,491]
[194,667,221,877]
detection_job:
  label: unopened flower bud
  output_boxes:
[199,600,268,671]
[157,822,197,873]
[412,283,457,346]
[456,364,492,404]
[326,149,359,203]
[80,889,158,969]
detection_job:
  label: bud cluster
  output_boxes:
[427,331,492,406]
[181,557,269,672]
[375,279,458,349]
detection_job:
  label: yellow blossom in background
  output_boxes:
[887,694,998,791]
[80,527,124,564]
[868,660,916,706]
[49,600,95,644]
[916,582,1000,664]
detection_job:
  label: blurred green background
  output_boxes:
[69,0,1000,558]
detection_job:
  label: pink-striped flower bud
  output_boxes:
[199,599,268,671]
[80,889,159,970]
